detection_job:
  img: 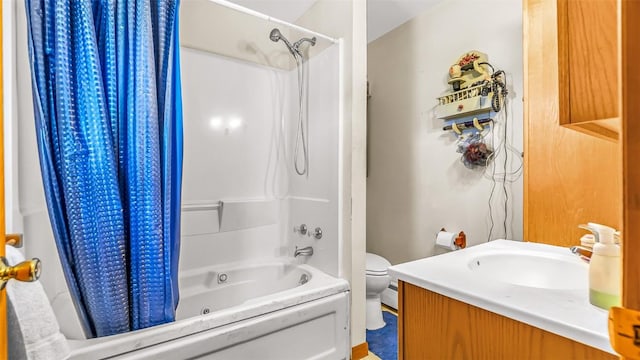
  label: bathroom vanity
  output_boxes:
[388,241,616,360]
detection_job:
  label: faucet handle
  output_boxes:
[294,224,307,235]
[311,227,322,240]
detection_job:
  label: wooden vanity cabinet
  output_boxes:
[398,281,615,360]
[556,0,620,141]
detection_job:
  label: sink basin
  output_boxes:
[468,252,588,290]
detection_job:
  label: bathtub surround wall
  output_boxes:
[179,47,288,271]
[367,0,524,265]
[286,45,341,274]
[179,43,340,277]
[296,0,369,349]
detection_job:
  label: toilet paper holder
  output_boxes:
[440,228,467,249]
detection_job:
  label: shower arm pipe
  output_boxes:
[206,0,338,44]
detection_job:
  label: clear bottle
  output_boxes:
[581,223,621,310]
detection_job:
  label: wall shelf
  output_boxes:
[435,84,493,120]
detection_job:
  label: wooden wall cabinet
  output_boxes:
[398,281,615,360]
[557,0,620,141]
[524,0,622,247]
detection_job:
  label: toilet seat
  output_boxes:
[366,269,388,276]
[366,253,391,275]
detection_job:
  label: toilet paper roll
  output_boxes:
[436,231,457,251]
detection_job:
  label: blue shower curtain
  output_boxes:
[25,0,183,338]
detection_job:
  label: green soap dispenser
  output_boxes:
[580,223,621,310]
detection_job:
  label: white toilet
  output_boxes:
[365,252,392,330]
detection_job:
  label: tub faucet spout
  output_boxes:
[294,246,314,258]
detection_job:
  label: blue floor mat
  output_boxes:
[366,311,398,360]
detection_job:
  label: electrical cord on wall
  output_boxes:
[501,97,509,238]
[482,69,523,242]
[491,70,507,112]
[487,123,498,243]
[479,61,508,113]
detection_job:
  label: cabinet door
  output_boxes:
[398,281,616,359]
[622,0,640,344]
[524,0,621,247]
[557,0,619,141]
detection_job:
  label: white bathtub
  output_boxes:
[66,259,350,359]
[177,261,315,319]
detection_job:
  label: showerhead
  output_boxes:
[269,28,282,42]
[269,28,296,56]
[269,28,315,57]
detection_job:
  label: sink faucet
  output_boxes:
[569,245,592,263]
[294,246,314,257]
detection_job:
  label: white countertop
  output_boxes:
[387,240,615,355]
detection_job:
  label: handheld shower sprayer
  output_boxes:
[269,28,295,56]
[268,28,281,42]
[269,28,317,177]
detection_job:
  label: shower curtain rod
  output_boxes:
[206,0,339,44]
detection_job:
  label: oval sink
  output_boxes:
[468,252,588,290]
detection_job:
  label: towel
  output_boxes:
[6,246,70,360]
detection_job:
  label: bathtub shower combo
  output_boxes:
[13,0,347,358]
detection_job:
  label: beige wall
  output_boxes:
[367,0,524,265]
[297,0,368,348]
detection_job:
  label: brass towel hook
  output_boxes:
[0,257,41,290]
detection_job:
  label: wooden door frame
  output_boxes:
[0,0,7,357]
[621,0,640,312]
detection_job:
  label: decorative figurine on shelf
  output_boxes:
[447,51,491,91]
